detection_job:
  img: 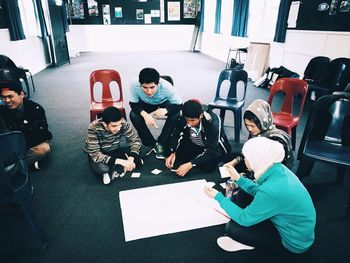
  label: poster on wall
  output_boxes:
[339,1,350,12]
[183,0,196,18]
[69,0,85,19]
[287,1,300,28]
[168,2,180,21]
[160,0,165,23]
[197,0,201,12]
[151,10,160,17]
[115,7,123,18]
[329,0,338,15]
[87,0,98,17]
[136,9,144,20]
[102,4,110,24]
[144,14,152,24]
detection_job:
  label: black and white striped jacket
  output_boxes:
[169,110,231,166]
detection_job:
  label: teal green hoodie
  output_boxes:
[215,163,316,253]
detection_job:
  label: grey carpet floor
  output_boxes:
[1,51,349,263]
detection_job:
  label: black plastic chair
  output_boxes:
[160,75,174,86]
[208,69,248,142]
[296,94,350,215]
[0,54,35,97]
[308,57,350,99]
[0,68,32,98]
[303,56,330,85]
[0,131,48,249]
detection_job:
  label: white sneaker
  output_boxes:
[112,171,120,180]
[216,236,255,252]
[34,161,40,170]
[103,173,111,185]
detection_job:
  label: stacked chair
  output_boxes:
[304,56,350,100]
[297,93,350,215]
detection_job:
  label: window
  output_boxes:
[18,0,40,37]
[247,0,280,41]
[220,0,234,35]
[203,0,216,33]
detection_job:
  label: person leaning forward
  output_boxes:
[0,80,52,170]
[165,99,231,177]
[129,67,182,159]
[84,106,143,185]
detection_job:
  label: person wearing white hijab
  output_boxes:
[204,137,316,255]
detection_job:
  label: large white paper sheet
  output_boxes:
[119,180,229,242]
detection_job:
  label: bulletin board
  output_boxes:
[67,0,200,25]
[289,0,350,31]
[0,0,8,29]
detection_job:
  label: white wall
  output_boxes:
[270,30,350,77]
[0,29,49,74]
[2,22,350,80]
[66,25,195,52]
[198,29,350,78]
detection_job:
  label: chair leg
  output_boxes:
[347,188,350,216]
[220,109,226,122]
[15,186,48,249]
[296,158,315,181]
[27,71,35,92]
[234,112,240,143]
[291,126,296,150]
[336,167,346,185]
[20,73,31,99]
[238,109,242,129]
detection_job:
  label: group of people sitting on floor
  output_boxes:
[0,67,316,257]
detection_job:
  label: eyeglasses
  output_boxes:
[1,94,15,100]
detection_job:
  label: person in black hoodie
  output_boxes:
[165,99,231,177]
[0,80,52,170]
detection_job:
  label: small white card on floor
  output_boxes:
[219,167,231,178]
[151,169,162,175]
[131,172,141,178]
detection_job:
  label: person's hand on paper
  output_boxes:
[204,185,218,199]
[165,152,176,169]
[223,164,240,181]
[175,162,192,177]
[116,158,136,172]
[141,111,158,128]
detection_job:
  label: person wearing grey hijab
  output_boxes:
[226,99,294,170]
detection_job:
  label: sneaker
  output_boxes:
[112,171,120,180]
[216,236,255,252]
[155,143,165,159]
[34,161,40,170]
[28,161,40,172]
[103,173,111,185]
[111,171,125,180]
